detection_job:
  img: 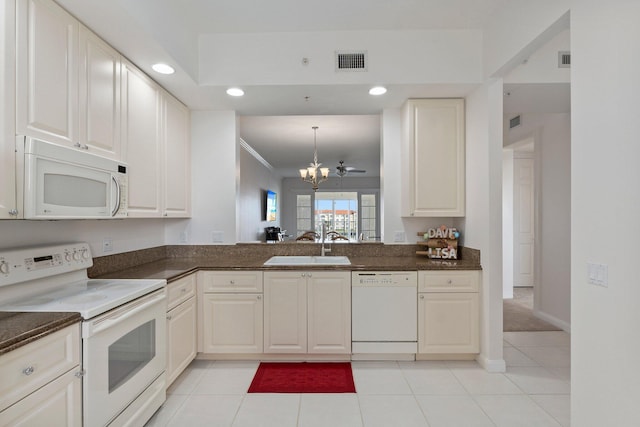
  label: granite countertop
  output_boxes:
[95,255,482,282]
[0,311,81,355]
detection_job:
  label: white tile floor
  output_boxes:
[146,331,570,427]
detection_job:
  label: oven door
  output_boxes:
[82,289,166,427]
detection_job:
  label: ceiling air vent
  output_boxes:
[335,51,367,72]
[509,115,521,129]
[558,51,571,68]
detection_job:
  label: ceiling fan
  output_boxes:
[336,160,366,177]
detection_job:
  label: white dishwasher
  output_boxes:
[351,271,417,360]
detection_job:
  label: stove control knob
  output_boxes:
[64,253,72,262]
[0,261,9,274]
[81,249,89,260]
[73,251,80,261]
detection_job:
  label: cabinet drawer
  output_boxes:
[167,273,196,310]
[0,323,80,412]
[418,271,479,293]
[199,271,263,293]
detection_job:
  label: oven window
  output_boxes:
[108,320,156,393]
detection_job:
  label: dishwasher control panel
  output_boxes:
[352,271,417,286]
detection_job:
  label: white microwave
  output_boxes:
[19,136,128,219]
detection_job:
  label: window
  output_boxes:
[360,193,377,240]
[315,192,358,240]
[296,194,312,237]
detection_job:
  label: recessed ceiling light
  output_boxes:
[151,63,175,75]
[226,87,245,97]
[369,86,387,96]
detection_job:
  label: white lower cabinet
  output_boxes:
[0,324,81,425]
[199,271,263,354]
[166,274,197,386]
[418,271,480,354]
[264,271,351,354]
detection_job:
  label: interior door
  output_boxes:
[514,157,535,287]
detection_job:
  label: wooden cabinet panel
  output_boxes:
[264,271,350,355]
[201,293,263,354]
[78,26,121,159]
[418,271,479,293]
[402,98,465,217]
[167,274,197,310]
[121,59,161,217]
[263,272,307,353]
[0,324,80,412]
[166,296,197,386]
[418,292,479,354]
[162,93,191,217]
[16,0,78,146]
[0,368,81,426]
[199,271,263,293]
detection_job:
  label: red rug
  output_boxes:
[247,362,356,393]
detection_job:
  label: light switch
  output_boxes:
[588,262,608,287]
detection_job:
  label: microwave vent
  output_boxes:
[335,51,367,72]
[509,115,521,129]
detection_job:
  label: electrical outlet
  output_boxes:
[179,231,188,243]
[211,231,224,243]
[102,238,113,253]
[588,262,608,287]
[393,231,406,242]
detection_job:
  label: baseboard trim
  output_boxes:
[476,354,506,373]
[533,309,571,333]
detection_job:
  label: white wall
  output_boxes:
[238,146,282,242]
[460,79,505,372]
[571,0,640,424]
[506,113,571,330]
[483,0,570,78]
[505,29,570,84]
[189,110,238,244]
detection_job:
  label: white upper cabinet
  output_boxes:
[78,26,122,160]
[16,0,78,146]
[121,59,162,217]
[162,93,191,217]
[121,60,191,218]
[16,0,123,160]
[402,98,465,217]
[0,0,17,219]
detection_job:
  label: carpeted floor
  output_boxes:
[503,287,561,332]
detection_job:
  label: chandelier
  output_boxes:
[299,126,329,191]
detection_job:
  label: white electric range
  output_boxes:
[0,243,167,427]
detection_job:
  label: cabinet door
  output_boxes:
[199,271,263,293]
[202,293,263,354]
[418,292,479,354]
[78,26,121,160]
[263,272,307,353]
[162,93,191,217]
[403,98,465,217]
[16,0,78,146]
[121,60,162,217]
[166,297,197,386]
[307,272,351,354]
[0,368,81,426]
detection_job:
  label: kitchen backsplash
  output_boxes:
[89,243,480,278]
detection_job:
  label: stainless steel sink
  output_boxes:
[263,256,351,266]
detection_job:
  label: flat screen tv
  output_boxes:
[265,190,277,222]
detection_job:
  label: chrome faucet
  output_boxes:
[321,222,331,256]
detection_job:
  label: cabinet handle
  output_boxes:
[230,280,235,285]
[22,366,35,376]
[75,370,86,378]
[82,145,89,150]
[447,280,453,285]
[74,143,82,148]
[420,295,424,299]
[308,273,312,277]
[257,295,262,300]
[181,288,187,293]
[166,314,172,320]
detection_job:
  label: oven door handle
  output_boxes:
[85,289,165,337]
